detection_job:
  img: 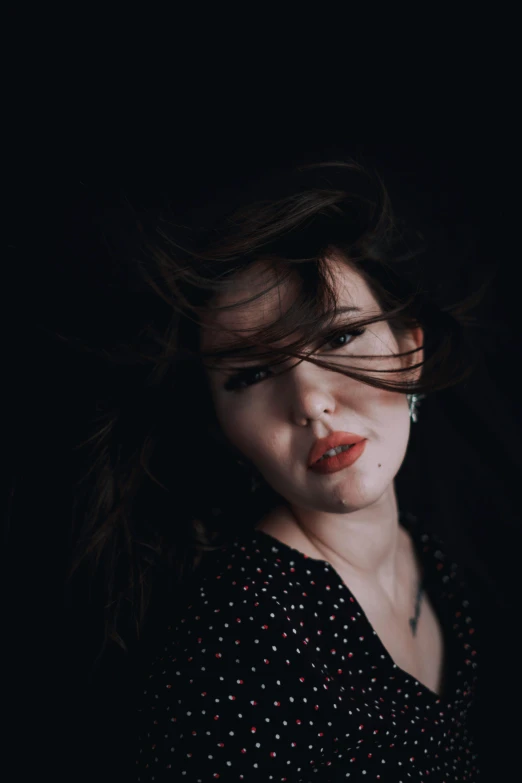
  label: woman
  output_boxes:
[69,160,486,780]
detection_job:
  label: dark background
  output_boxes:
[5,141,521,780]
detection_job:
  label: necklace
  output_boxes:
[409,581,424,637]
[401,511,425,638]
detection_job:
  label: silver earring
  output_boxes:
[407,393,425,423]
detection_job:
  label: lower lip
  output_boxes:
[309,440,367,475]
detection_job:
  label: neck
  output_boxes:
[258,485,411,609]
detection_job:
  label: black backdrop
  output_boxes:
[5,142,521,780]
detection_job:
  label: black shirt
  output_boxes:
[133,511,481,781]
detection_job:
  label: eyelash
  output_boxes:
[223,327,366,392]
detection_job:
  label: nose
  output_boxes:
[284,358,338,426]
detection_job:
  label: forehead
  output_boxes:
[199,255,377,353]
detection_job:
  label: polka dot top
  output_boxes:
[134,511,480,781]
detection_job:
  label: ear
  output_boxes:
[399,326,424,385]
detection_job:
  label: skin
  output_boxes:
[201,254,424,615]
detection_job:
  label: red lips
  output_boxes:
[307,432,367,467]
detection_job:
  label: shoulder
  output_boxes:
[130,550,352,781]
[139,538,298,676]
[132,539,342,780]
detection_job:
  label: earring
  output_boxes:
[407,393,425,423]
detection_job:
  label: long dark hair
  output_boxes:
[64,159,489,669]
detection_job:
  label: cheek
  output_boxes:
[375,406,411,466]
[224,408,285,468]
[366,385,408,421]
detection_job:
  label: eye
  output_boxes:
[326,327,366,350]
[223,327,366,392]
[223,366,273,392]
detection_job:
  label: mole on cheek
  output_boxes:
[378,464,381,467]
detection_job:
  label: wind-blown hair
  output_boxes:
[64,159,487,668]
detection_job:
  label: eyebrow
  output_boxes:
[203,306,362,365]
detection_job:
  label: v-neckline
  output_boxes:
[247,512,455,706]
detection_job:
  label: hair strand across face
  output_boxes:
[64,158,490,661]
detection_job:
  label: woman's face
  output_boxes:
[201,256,424,515]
